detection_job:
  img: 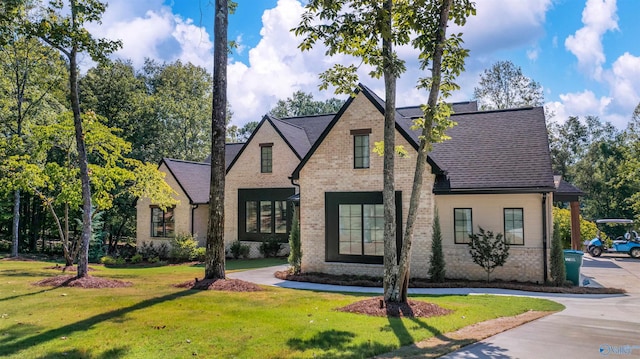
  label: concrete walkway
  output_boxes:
[229,257,640,358]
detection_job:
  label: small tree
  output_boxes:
[428,210,445,282]
[288,206,302,274]
[550,221,566,286]
[468,227,510,282]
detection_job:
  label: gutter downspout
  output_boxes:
[191,204,199,235]
[542,193,548,284]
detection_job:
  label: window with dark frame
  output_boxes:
[326,191,402,264]
[504,208,524,245]
[351,129,371,169]
[260,143,273,173]
[454,208,473,244]
[238,188,294,242]
[151,207,175,237]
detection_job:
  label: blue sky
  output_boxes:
[91,0,640,128]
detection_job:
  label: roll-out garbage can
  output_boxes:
[563,249,584,286]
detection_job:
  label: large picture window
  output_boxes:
[326,191,401,264]
[504,208,524,245]
[238,188,294,241]
[454,208,473,244]
[151,207,174,237]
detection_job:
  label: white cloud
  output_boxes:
[564,0,618,80]
[607,52,640,112]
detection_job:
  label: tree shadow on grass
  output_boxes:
[37,346,130,359]
[287,330,394,359]
[0,290,198,357]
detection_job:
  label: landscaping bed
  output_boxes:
[275,271,626,294]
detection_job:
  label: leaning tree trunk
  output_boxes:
[204,0,228,280]
[68,44,92,278]
[381,0,400,303]
[11,190,20,257]
[394,0,453,303]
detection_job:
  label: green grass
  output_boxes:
[0,259,564,359]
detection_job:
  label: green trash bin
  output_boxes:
[563,249,584,286]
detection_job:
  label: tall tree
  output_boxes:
[31,0,121,278]
[205,0,230,280]
[269,91,344,118]
[0,5,67,257]
[547,116,588,181]
[473,60,543,110]
[295,0,474,303]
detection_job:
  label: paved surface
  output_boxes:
[229,255,640,359]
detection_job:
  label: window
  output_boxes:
[151,207,174,237]
[338,204,384,256]
[504,208,524,245]
[351,129,371,169]
[326,191,402,264]
[260,143,272,173]
[454,208,473,244]
[238,188,294,241]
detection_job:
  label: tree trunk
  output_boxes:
[11,189,20,257]
[68,37,92,278]
[204,0,228,280]
[381,0,400,303]
[394,0,453,302]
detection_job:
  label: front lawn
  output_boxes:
[0,259,563,358]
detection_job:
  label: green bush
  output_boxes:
[229,241,250,259]
[550,221,566,286]
[169,233,199,262]
[288,207,302,274]
[100,256,116,265]
[148,256,160,263]
[552,207,598,248]
[468,227,510,282]
[259,236,282,258]
[428,210,445,282]
[194,247,206,262]
[130,253,143,264]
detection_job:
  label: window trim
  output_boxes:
[325,191,402,264]
[260,143,273,173]
[352,129,371,169]
[238,188,294,242]
[453,208,473,244]
[150,206,175,238]
[504,208,524,245]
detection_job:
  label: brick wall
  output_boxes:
[298,92,435,277]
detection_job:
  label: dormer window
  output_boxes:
[351,129,371,169]
[260,143,273,173]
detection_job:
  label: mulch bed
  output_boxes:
[33,275,133,289]
[174,278,263,292]
[338,297,452,318]
[275,271,626,295]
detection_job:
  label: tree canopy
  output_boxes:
[473,60,543,110]
[269,91,344,118]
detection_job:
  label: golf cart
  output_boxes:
[587,219,640,258]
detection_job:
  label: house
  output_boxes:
[137,84,560,283]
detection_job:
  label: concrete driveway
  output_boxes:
[442,255,640,359]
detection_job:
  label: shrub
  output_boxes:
[550,221,566,286]
[169,233,199,262]
[130,253,143,264]
[194,247,206,262]
[148,256,160,263]
[100,256,117,265]
[229,241,250,259]
[259,236,282,258]
[115,257,126,265]
[468,227,510,282]
[288,207,302,274]
[428,210,445,282]
[552,207,598,248]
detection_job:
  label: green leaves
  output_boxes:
[468,227,510,282]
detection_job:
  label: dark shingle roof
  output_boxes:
[425,107,556,192]
[278,114,334,151]
[162,158,211,204]
[202,142,244,169]
[269,117,312,159]
[396,101,478,118]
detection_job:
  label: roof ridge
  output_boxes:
[272,117,305,130]
[451,106,538,116]
[280,113,337,120]
[163,158,210,165]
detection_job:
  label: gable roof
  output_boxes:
[291,84,555,193]
[161,158,211,204]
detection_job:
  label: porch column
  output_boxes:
[570,201,581,250]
